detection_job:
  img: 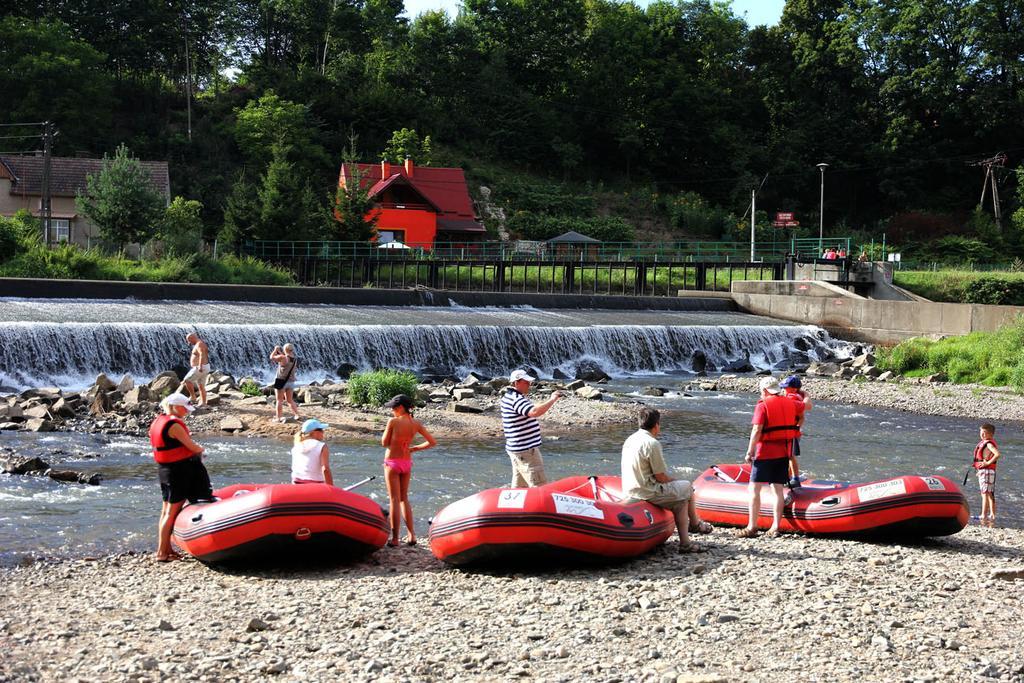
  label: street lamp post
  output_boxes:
[816,163,829,255]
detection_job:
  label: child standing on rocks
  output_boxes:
[973,423,1001,525]
[381,395,436,547]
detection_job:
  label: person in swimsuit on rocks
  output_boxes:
[180,332,210,407]
[380,394,436,546]
[270,343,302,423]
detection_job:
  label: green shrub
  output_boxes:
[239,379,262,397]
[894,271,1024,306]
[347,369,418,407]
[877,338,931,374]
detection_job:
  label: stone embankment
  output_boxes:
[1,526,1021,682]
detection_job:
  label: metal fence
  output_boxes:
[243,238,851,263]
[277,257,784,296]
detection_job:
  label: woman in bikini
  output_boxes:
[381,394,436,546]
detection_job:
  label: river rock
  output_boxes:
[552,368,571,380]
[452,388,476,400]
[115,375,134,393]
[123,386,154,406]
[877,370,895,382]
[0,422,21,430]
[148,374,180,397]
[25,418,55,432]
[19,387,61,402]
[203,394,221,407]
[335,363,357,379]
[240,396,269,406]
[850,352,876,369]
[1,456,49,475]
[220,416,246,433]
[575,361,610,383]
[576,386,604,401]
[448,400,484,414]
[459,373,488,387]
[642,387,666,397]
[991,568,1024,581]
[565,380,586,391]
[862,366,882,378]
[23,405,52,420]
[691,350,708,374]
[47,470,102,486]
[50,397,77,418]
[807,362,839,376]
[89,392,110,416]
[428,389,450,402]
[94,374,117,392]
[926,372,948,383]
[722,356,755,373]
[0,403,24,420]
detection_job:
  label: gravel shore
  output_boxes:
[1,526,1022,682]
[712,375,1024,424]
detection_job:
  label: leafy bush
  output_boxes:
[239,379,262,397]
[664,192,735,238]
[506,211,634,242]
[347,369,418,407]
[895,271,1024,306]
[875,316,1024,391]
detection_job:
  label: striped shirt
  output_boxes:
[501,388,542,453]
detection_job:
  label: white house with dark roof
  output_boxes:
[0,154,171,248]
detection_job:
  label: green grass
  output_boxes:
[894,270,1024,305]
[876,316,1024,391]
[347,369,419,407]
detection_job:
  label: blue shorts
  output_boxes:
[751,457,789,484]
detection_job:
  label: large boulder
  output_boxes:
[335,363,358,380]
[22,405,52,420]
[574,361,610,384]
[447,400,484,414]
[25,418,55,432]
[850,353,876,369]
[89,392,111,416]
[721,356,755,374]
[0,403,24,420]
[575,386,605,400]
[452,388,476,401]
[94,374,117,392]
[19,387,62,402]
[641,386,667,397]
[552,368,571,380]
[1,456,49,475]
[116,374,135,393]
[50,397,78,418]
[690,350,708,375]
[220,416,246,432]
[47,470,102,486]
[123,386,155,406]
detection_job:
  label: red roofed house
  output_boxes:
[337,158,485,246]
[0,154,170,248]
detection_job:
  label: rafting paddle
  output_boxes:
[343,475,377,491]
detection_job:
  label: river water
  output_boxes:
[1,379,1018,565]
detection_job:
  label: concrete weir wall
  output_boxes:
[731,281,1024,344]
[0,277,736,312]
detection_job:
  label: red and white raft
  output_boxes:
[429,476,675,566]
[173,483,389,564]
[694,464,969,537]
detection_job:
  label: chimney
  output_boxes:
[381,160,391,177]
[404,157,414,177]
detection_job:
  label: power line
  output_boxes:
[0,122,45,128]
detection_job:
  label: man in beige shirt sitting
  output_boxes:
[621,407,712,553]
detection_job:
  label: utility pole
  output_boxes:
[750,189,756,261]
[184,34,193,142]
[41,121,54,244]
[816,163,829,254]
[969,153,1006,229]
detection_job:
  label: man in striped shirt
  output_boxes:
[501,369,563,487]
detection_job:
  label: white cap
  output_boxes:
[162,393,195,413]
[759,376,782,395]
[509,369,536,383]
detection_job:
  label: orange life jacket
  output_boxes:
[760,394,800,442]
[974,438,998,470]
[150,414,194,464]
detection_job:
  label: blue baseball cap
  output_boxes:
[780,375,802,389]
[301,418,329,433]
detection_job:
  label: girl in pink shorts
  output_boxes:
[381,395,436,546]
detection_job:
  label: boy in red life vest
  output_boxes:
[736,376,803,538]
[150,393,212,562]
[779,375,812,489]
[974,423,1001,525]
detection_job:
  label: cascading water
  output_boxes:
[0,321,853,390]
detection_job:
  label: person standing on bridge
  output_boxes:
[500,370,562,487]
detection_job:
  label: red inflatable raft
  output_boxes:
[173,483,388,564]
[694,464,969,537]
[429,476,675,566]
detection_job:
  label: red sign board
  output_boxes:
[776,212,794,221]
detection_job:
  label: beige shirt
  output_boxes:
[621,429,667,501]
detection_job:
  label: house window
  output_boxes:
[47,219,70,243]
[378,230,405,244]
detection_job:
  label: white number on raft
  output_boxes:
[857,479,907,502]
[920,477,945,491]
[551,493,605,520]
[497,490,528,509]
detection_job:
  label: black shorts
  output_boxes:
[792,437,801,457]
[751,457,790,484]
[158,456,213,504]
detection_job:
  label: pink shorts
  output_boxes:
[384,459,412,475]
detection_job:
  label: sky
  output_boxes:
[402,0,787,26]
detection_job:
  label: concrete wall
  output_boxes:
[732,286,1024,343]
[0,277,736,312]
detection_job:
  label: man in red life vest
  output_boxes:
[151,393,212,562]
[736,376,803,538]
[974,423,1001,525]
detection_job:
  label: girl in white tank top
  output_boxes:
[291,420,332,485]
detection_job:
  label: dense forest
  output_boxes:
[2,0,1023,259]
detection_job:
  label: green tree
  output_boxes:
[220,173,261,250]
[158,197,205,256]
[0,17,114,154]
[254,143,330,240]
[381,127,432,164]
[333,161,379,241]
[76,145,166,250]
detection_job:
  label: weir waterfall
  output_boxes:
[0,300,856,389]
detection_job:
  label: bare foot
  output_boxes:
[764,528,780,538]
[154,550,183,563]
[387,538,399,547]
[404,536,417,546]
